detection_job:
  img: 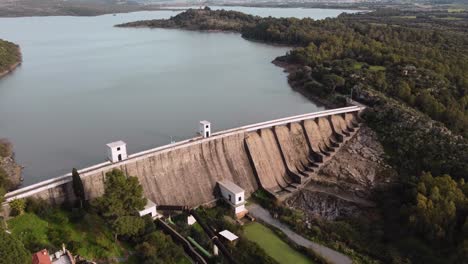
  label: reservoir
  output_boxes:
[0,8,357,185]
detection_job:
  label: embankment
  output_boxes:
[4,106,363,207]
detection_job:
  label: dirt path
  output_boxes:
[247,203,352,264]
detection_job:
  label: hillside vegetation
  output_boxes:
[0,0,162,17]
[118,9,468,263]
[0,39,21,75]
[117,8,260,31]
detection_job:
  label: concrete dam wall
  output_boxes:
[4,106,363,207]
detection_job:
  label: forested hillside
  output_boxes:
[0,39,21,75]
[119,9,468,263]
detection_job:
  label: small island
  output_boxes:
[0,39,22,79]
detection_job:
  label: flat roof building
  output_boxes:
[106,140,127,163]
[138,199,161,219]
[219,230,239,245]
[217,180,248,219]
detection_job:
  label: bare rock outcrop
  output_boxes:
[285,126,396,220]
[0,139,22,190]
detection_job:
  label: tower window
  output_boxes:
[117,147,121,151]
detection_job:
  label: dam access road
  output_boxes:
[248,203,352,264]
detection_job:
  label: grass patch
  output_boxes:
[448,8,466,13]
[369,65,386,71]
[8,213,49,246]
[352,62,363,70]
[243,222,313,264]
[393,16,417,19]
[8,210,125,260]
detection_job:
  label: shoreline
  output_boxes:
[272,59,339,109]
[0,45,23,191]
[0,45,22,79]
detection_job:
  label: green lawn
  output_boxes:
[393,16,417,19]
[353,62,364,70]
[352,62,386,72]
[8,210,125,260]
[243,222,313,264]
[369,65,386,71]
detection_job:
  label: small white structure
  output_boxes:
[138,199,161,219]
[219,230,239,244]
[218,180,248,218]
[106,140,128,163]
[187,215,197,226]
[199,120,211,138]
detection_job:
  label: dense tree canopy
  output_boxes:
[405,172,468,243]
[0,39,21,74]
[135,231,187,264]
[95,169,146,239]
[0,231,30,264]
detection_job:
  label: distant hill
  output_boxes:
[0,0,162,17]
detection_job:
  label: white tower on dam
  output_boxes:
[199,120,211,138]
[106,140,128,163]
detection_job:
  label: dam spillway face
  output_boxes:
[4,108,363,207]
[246,112,361,197]
[84,132,259,207]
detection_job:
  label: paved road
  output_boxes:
[247,204,352,264]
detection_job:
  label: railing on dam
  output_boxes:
[4,105,364,203]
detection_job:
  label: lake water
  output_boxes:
[0,8,354,185]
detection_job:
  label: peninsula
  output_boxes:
[0,39,21,79]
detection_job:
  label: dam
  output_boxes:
[4,106,363,208]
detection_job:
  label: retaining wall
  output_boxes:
[4,106,363,207]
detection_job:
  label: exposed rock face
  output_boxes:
[287,190,363,220]
[285,126,396,220]
[0,139,22,190]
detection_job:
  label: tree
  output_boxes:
[0,187,5,205]
[9,199,26,216]
[96,169,146,240]
[135,231,187,264]
[72,168,85,209]
[0,231,30,264]
[112,215,145,237]
[323,74,345,93]
[408,172,468,242]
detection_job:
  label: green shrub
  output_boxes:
[9,199,26,216]
[25,198,52,217]
[0,231,30,264]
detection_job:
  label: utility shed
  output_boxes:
[218,180,248,219]
[199,120,211,138]
[219,230,239,244]
[106,140,127,163]
[138,199,161,219]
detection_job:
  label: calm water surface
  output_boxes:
[0,8,352,185]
